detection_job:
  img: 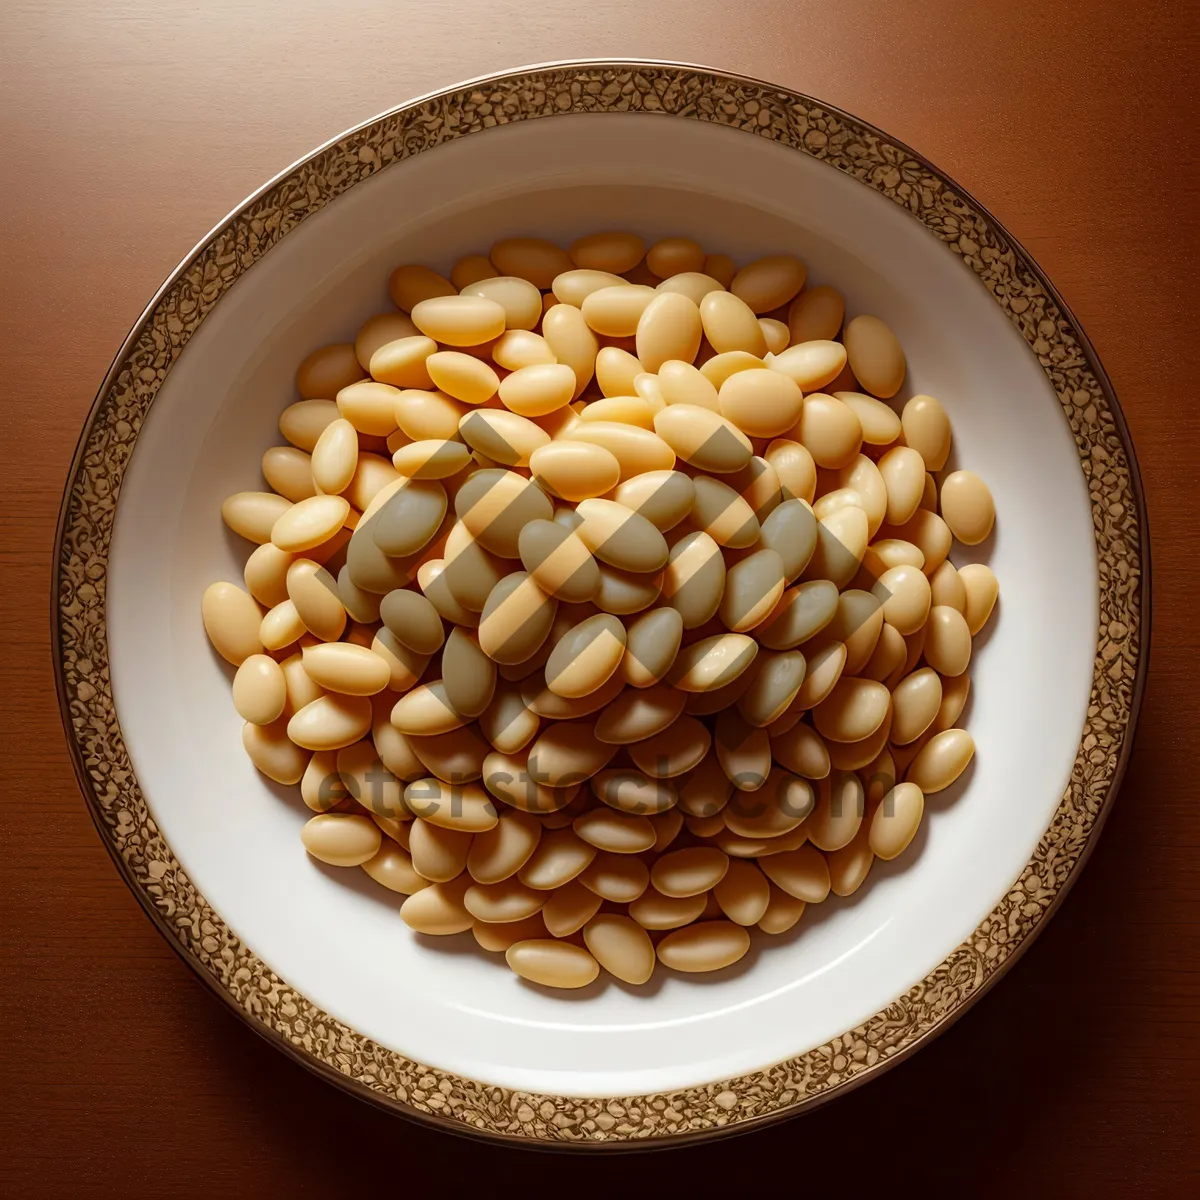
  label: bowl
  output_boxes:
[54,60,1148,1147]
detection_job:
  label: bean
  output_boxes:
[506,939,599,988]
[827,817,875,896]
[261,446,317,503]
[703,254,737,287]
[285,559,347,641]
[622,606,684,687]
[872,563,932,636]
[583,913,656,984]
[657,921,750,972]
[529,439,621,502]
[724,770,813,838]
[940,470,995,544]
[573,807,655,854]
[929,561,967,612]
[406,819,470,881]
[792,641,847,710]
[765,438,817,504]
[232,654,287,725]
[611,470,695,531]
[362,842,427,895]
[924,605,973,676]
[700,291,767,355]
[355,312,418,371]
[301,812,381,866]
[759,844,831,902]
[541,879,604,936]
[719,370,803,438]
[901,395,952,470]
[863,621,907,683]
[759,318,790,355]
[523,669,624,720]
[490,237,573,288]
[768,341,846,392]
[388,264,456,311]
[658,359,720,410]
[455,469,553,556]
[271,494,350,553]
[838,391,902,445]
[280,398,340,452]
[907,728,975,792]
[492,330,555,372]
[243,717,310,784]
[788,285,845,343]
[371,479,447,557]
[633,291,704,373]
[449,254,497,289]
[836,454,888,536]
[802,506,869,590]
[579,852,649,903]
[542,303,599,397]
[812,676,891,744]
[758,883,807,934]
[298,643,387,696]
[730,254,806,314]
[402,777,497,834]
[527,722,616,788]
[345,453,402,510]
[545,614,626,698]
[691,476,760,548]
[714,708,771,790]
[423,351,497,405]
[870,782,925,859]
[567,231,644,275]
[736,650,807,726]
[643,238,703,277]
[591,769,678,816]
[700,350,766,390]
[959,563,999,634]
[296,343,366,399]
[400,877,474,935]
[478,572,557,665]
[461,275,542,330]
[877,510,953,576]
[879,446,926,526]
[287,693,373,751]
[890,668,943,745]
[795,393,863,469]
[594,564,663,615]
[581,284,657,338]
[203,581,265,665]
[769,720,831,779]
[595,684,686,744]
[244,543,295,609]
[714,859,771,925]
[569,421,675,482]
[720,549,786,634]
[670,634,758,693]
[843,315,906,398]
[655,271,725,307]
[222,491,292,544]
[629,715,711,778]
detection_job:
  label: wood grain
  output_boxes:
[2,0,1197,1192]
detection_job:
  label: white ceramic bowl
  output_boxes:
[55,62,1147,1146]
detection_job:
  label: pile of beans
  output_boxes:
[203,231,998,990]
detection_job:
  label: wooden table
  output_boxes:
[3,1,1197,1191]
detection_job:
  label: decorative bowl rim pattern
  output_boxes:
[52,58,1150,1149]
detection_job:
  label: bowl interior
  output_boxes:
[107,112,1096,1096]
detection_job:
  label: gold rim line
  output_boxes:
[52,61,1149,1148]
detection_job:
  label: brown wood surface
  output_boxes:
[2,0,1197,1193]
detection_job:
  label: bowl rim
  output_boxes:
[52,57,1151,1150]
